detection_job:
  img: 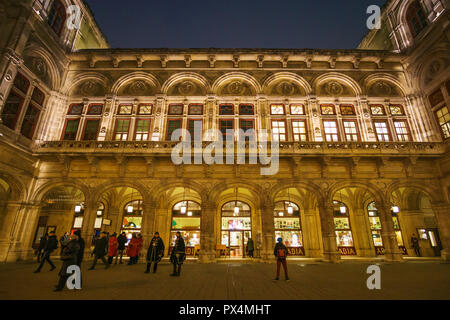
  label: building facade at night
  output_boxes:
[0,0,449,263]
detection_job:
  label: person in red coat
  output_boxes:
[107,232,118,264]
[135,234,144,264]
[127,233,139,265]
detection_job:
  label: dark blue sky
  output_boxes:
[84,0,387,49]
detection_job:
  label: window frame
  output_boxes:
[113,118,131,141]
[219,104,235,116]
[81,118,101,141]
[238,104,255,116]
[393,120,411,142]
[270,104,285,115]
[289,104,306,115]
[166,118,183,140]
[342,119,360,142]
[61,118,81,141]
[373,120,392,142]
[134,118,152,141]
[271,119,288,142]
[322,119,340,142]
[291,119,308,142]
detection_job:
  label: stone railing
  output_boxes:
[32,140,446,157]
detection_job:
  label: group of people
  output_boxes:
[33,230,188,291]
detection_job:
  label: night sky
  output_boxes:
[84,0,387,49]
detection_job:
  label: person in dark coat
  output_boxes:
[54,233,80,291]
[72,230,85,288]
[170,231,186,276]
[59,232,70,255]
[411,233,421,257]
[145,232,165,274]
[246,238,255,258]
[34,231,58,273]
[36,234,48,263]
[274,237,289,281]
[88,231,110,270]
[116,232,127,264]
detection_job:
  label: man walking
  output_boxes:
[274,237,289,281]
[34,231,58,273]
[170,231,186,277]
[88,231,109,270]
[411,233,421,257]
[36,234,48,263]
[116,232,127,264]
[145,232,164,274]
[54,233,80,292]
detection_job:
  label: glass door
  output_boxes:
[229,231,243,257]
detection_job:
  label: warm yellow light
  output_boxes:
[234,206,240,214]
[340,206,347,214]
[127,205,133,213]
[74,205,81,213]
[181,205,187,214]
[392,206,400,213]
[287,206,294,214]
[187,211,192,216]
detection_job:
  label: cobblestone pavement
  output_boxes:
[0,260,449,300]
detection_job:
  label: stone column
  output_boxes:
[352,206,374,257]
[356,95,376,141]
[99,95,115,141]
[431,202,450,261]
[80,201,99,257]
[318,202,340,263]
[0,202,41,261]
[199,200,216,263]
[307,96,322,142]
[260,200,275,261]
[376,203,404,262]
[0,201,24,262]
[141,201,156,250]
[302,208,322,258]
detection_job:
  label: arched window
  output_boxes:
[406,1,428,37]
[221,201,252,257]
[333,200,356,255]
[273,201,304,256]
[367,202,384,255]
[48,0,66,36]
[170,201,201,256]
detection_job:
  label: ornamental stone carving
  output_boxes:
[127,80,151,96]
[325,81,344,96]
[178,80,196,96]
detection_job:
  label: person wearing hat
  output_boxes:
[34,231,58,273]
[145,232,165,274]
[107,232,118,264]
[273,237,289,281]
[88,231,110,270]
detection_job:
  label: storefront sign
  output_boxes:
[168,246,197,256]
[287,247,305,256]
[338,246,357,255]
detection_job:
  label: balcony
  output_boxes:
[32,140,446,158]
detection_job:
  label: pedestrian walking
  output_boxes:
[116,232,127,264]
[34,231,58,273]
[274,237,289,281]
[88,231,109,270]
[127,233,139,265]
[411,233,421,257]
[170,231,186,276]
[36,234,48,263]
[246,237,255,258]
[59,232,70,255]
[107,232,118,264]
[145,232,164,274]
[73,230,85,288]
[54,233,80,292]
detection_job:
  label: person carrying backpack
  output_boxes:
[274,237,289,281]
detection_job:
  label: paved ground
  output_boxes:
[0,259,449,300]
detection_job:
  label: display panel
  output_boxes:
[172,217,201,229]
[275,230,303,247]
[122,216,142,229]
[221,217,251,230]
[336,230,354,247]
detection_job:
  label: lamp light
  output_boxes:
[234,206,240,214]
[74,205,81,213]
[279,211,284,217]
[287,205,294,214]
[340,205,347,214]
[187,211,192,216]
[392,206,400,213]
[127,205,133,213]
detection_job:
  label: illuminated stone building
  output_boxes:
[0,0,448,263]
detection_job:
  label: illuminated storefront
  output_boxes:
[367,202,384,255]
[273,201,304,256]
[221,201,252,257]
[71,203,85,235]
[121,199,143,245]
[391,206,408,255]
[333,201,356,255]
[170,201,201,256]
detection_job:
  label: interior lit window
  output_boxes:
[323,120,339,142]
[271,120,287,141]
[374,121,390,142]
[436,106,450,139]
[343,121,359,142]
[291,120,307,142]
[47,0,66,36]
[394,121,410,142]
[406,0,428,37]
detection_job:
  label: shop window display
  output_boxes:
[170,201,201,256]
[367,202,384,255]
[121,199,143,245]
[221,201,252,257]
[273,201,304,256]
[333,201,356,255]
